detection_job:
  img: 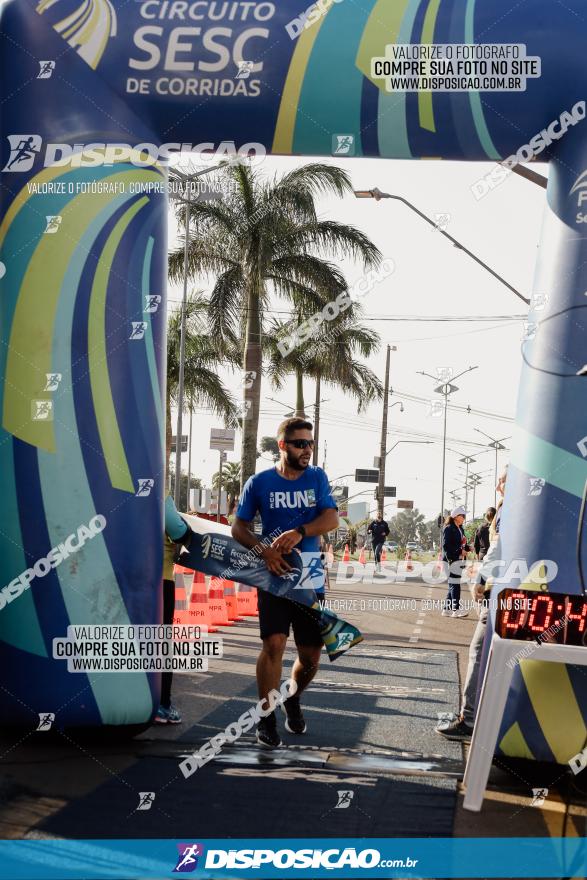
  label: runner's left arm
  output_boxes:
[271,507,340,553]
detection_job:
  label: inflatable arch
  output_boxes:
[1,0,586,762]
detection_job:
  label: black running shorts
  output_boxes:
[257,589,323,647]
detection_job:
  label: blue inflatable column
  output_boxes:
[496,129,587,761]
[0,0,168,727]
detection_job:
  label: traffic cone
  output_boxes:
[381,546,387,562]
[207,577,232,627]
[405,549,414,572]
[236,583,258,616]
[186,577,217,632]
[327,544,334,567]
[342,544,350,563]
[223,579,244,622]
[358,546,366,565]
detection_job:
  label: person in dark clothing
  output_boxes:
[442,506,470,618]
[367,513,390,571]
[473,507,496,561]
[155,495,193,725]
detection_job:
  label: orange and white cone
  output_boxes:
[342,544,350,563]
[405,549,414,572]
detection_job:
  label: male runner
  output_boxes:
[367,512,390,571]
[232,418,339,748]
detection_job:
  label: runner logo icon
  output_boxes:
[174,843,204,872]
[3,135,42,172]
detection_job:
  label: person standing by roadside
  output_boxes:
[474,507,496,561]
[367,512,390,571]
[155,495,193,725]
[436,467,507,740]
[441,506,470,618]
[232,418,339,749]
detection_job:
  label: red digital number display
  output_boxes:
[496,589,587,645]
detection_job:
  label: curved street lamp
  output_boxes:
[353,188,529,305]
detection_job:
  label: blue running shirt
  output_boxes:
[236,466,337,593]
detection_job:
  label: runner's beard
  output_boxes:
[285,450,309,471]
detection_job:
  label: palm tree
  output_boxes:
[212,461,241,515]
[166,291,238,476]
[265,310,384,433]
[169,162,382,489]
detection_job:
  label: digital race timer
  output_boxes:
[495,589,587,645]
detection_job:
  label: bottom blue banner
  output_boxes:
[1,838,585,879]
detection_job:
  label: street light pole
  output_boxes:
[469,475,482,520]
[377,345,393,517]
[418,365,479,543]
[353,188,528,304]
[441,386,448,535]
[172,162,226,508]
[474,428,510,505]
[453,453,476,515]
[187,405,193,509]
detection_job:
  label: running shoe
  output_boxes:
[435,717,474,741]
[282,693,307,734]
[452,609,469,618]
[154,706,170,724]
[441,608,452,616]
[256,713,281,749]
[167,705,182,724]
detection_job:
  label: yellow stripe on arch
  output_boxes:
[520,659,587,763]
[88,197,149,493]
[355,0,411,87]
[418,0,441,132]
[2,165,162,454]
[272,18,326,154]
[499,721,535,760]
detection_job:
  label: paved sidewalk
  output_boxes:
[0,572,584,848]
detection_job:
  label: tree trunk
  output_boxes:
[165,390,173,492]
[294,366,305,417]
[240,278,262,489]
[312,373,320,465]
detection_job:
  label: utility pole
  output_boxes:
[377,344,392,517]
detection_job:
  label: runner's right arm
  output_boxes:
[231,516,292,575]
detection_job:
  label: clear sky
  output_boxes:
[168,154,547,523]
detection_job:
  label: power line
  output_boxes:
[166,299,525,322]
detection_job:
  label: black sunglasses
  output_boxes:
[286,439,315,450]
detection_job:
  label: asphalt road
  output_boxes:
[0,565,584,852]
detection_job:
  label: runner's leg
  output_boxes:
[257,633,287,702]
[291,644,322,696]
